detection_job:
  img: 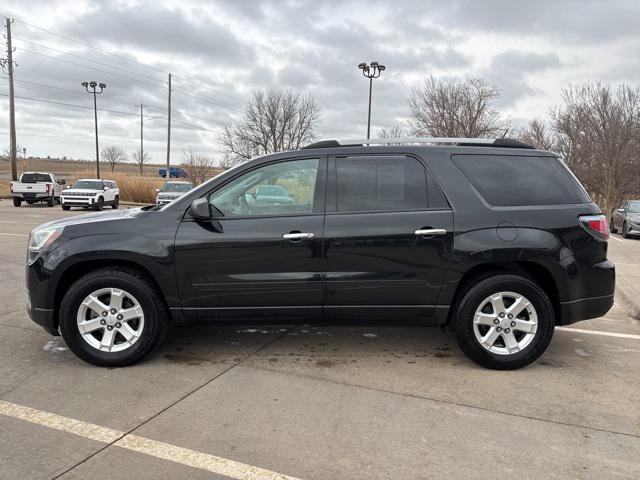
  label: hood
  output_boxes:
[36,208,143,230]
[62,188,101,194]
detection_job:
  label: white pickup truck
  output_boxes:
[10,172,64,207]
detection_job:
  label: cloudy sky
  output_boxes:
[1,0,639,163]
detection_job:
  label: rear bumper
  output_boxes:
[12,193,50,199]
[559,294,614,325]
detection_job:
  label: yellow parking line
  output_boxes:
[0,400,302,480]
[556,326,640,340]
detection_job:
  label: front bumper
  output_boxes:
[26,290,58,335]
[61,196,96,206]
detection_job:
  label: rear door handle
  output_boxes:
[414,229,447,236]
[283,232,315,240]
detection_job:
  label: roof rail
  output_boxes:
[301,137,535,150]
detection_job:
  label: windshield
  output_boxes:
[72,180,103,190]
[21,173,51,183]
[628,201,640,213]
[162,182,192,193]
[256,185,289,196]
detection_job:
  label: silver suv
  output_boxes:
[156,181,193,206]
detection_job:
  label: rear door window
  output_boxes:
[334,156,447,213]
[451,154,590,206]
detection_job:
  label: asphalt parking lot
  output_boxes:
[0,200,639,480]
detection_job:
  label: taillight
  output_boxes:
[579,214,609,240]
[10,182,14,193]
[45,184,50,194]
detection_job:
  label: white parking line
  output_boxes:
[0,220,41,225]
[0,400,301,480]
[609,235,623,242]
[0,233,27,237]
[556,326,640,340]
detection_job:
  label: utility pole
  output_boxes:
[4,18,17,181]
[165,73,171,176]
[357,61,386,139]
[139,103,144,174]
[81,81,106,178]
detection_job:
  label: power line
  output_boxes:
[12,35,166,84]
[172,87,243,112]
[17,47,168,89]
[172,74,245,104]
[0,92,223,133]
[9,16,169,75]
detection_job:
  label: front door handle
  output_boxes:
[283,232,315,240]
[414,228,447,236]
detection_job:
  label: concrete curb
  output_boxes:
[615,277,640,320]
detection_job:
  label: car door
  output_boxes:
[174,156,326,319]
[323,154,453,320]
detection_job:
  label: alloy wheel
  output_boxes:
[472,291,538,355]
[76,287,145,353]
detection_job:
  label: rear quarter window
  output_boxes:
[451,154,590,206]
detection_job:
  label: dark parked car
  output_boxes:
[26,137,614,369]
[611,200,640,238]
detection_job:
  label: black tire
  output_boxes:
[450,273,555,370]
[26,201,35,205]
[47,196,55,207]
[12,197,21,207]
[59,268,168,367]
[112,195,119,209]
[95,196,104,211]
[623,222,630,239]
[62,205,70,211]
[610,218,617,234]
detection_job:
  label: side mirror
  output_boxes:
[65,185,71,189]
[616,208,624,213]
[155,188,160,193]
[103,186,109,191]
[188,197,210,220]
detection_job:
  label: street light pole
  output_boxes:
[358,61,386,139]
[82,81,106,178]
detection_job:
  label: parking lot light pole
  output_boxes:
[82,81,106,178]
[358,61,386,139]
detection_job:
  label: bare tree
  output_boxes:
[132,149,150,175]
[378,123,411,139]
[181,146,215,185]
[221,89,320,163]
[409,76,509,138]
[518,118,557,150]
[550,83,640,216]
[101,146,127,172]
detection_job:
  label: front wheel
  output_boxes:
[623,222,630,239]
[112,196,119,209]
[95,196,104,211]
[61,205,70,211]
[59,268,168,367]
[12,197,21,207]
[610,218,617,234]
[451,274,554,370]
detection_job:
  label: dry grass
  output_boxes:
[0,180,9,197]
[71,171,164,204]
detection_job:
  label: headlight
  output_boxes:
[27,226,64,264]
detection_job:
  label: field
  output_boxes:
[0,157,224,203]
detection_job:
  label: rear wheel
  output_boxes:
[47,196,55,207]
[95,196,104,211]
[59,268,168,367]
[12,197,21,207]
[62,205,70,211]
[451,274,554,370]
[610,218,617,234]
[623,222,630,239]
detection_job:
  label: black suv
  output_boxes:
[26,138,615,369]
